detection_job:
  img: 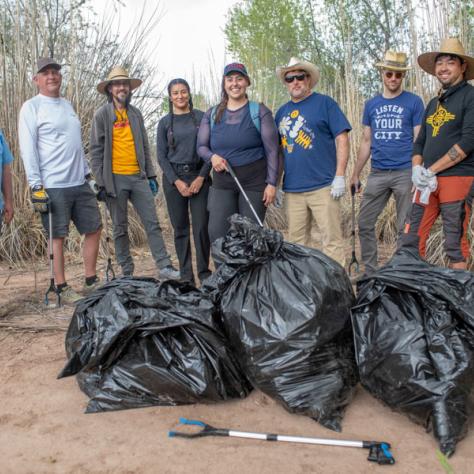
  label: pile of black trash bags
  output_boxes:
[59,215,358,431]
[352,249,474,455]
[59,216,474,454]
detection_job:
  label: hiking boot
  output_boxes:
[83,279,102,295]
[59,285,82,305]
[159,265,180,281]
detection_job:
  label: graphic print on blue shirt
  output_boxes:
[275,92,351,192]
[362,91,424,169]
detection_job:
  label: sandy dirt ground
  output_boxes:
[1,250,473,474]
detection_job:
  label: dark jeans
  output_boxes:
[163,172,211,283]
[207,186,266,243]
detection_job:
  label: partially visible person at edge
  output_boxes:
[402,38,474,270]
[18,58,102,304]
[156,79,211,285]
[196,63,280,243]
[0,129,14,234]
[90,67,179,280]
[350,51,424,277]
[275,57,351,267]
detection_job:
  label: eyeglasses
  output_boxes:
[284,73,307,83]
[384,71,403,79]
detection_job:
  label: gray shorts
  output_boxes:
[41,183,102,238]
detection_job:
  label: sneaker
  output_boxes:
[59,285,83,304]
[83,279,102,295]
[159,265,180,281]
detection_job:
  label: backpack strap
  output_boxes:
[210,106,217,131]
[249,101,261,133]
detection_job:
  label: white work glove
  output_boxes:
[418,172,437,205]
[330,176,346,199]
[412,165,432,189]
[274,188,284,209]
[85,174,99,196]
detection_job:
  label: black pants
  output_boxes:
[163,173,211,283]
[207,186,266,243]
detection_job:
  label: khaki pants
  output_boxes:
[285,186,345,266]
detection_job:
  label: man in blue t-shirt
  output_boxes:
[275,57,351,266]
[350,50,424,275]
[0,129,14,235]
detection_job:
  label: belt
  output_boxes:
[173,162,202,172]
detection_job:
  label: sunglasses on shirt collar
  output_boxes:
[284,73,308,83]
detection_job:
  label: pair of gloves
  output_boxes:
[94,177,159,200]
[30,175,102,213]
[274,176,346,207]
[412,165,437,204]
[31,176,160,213]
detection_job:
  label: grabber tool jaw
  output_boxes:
[168,418,228,439]
[348,253,359,276]
[364,441,395,465]
[44,278,61,307]
[105,258,115,282]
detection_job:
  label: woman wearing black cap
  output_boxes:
[157,78,211,285]
[197,63,280,243]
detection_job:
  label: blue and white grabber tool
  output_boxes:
[169,418,395,466]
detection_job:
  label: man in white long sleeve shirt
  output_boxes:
[19,58,102,304]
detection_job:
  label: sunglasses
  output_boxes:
[384,71,403,79]
[110,80,130,87]
[284,73,307,83]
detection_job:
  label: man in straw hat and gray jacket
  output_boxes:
[350,51,424,276]
[275,57,351,266]
[403,38,474,269]
[90,66,179,279]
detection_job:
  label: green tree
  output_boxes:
[225,0,317,109]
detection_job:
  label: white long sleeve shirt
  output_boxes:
[18,94,90,188]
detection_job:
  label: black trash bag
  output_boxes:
[352,249,474,456]
[203,215,358,431]
[58,277,251,413]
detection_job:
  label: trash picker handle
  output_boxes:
[225,162,264,227]
[169,419,395,465]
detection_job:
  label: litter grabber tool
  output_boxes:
[101,203,115,282]
[225,162,263,227]
[169,418,395,465]
[44,203,61,307]
[348,183,360,276]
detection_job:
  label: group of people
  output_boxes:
[0,36,472,304]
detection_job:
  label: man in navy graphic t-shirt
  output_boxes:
[275,57,351,267]
[350,50,424,275]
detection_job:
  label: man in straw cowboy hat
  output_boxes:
[402,38,474,269]
[19,57,102,304]
[275,57,351,266]
[90,66,179,279]
[350,50,424,276]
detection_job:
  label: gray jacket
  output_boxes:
[89,102,156,196]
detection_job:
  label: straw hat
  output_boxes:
[375,51,411,71]
[97,66,142,94]
[418,38,474,80]
[276,57,320,89]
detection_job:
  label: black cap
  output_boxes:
[36,57,61,74]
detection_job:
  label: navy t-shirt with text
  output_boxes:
[362,91,424,169]
[275,92,351,192]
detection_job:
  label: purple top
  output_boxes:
[196,102,280,186]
